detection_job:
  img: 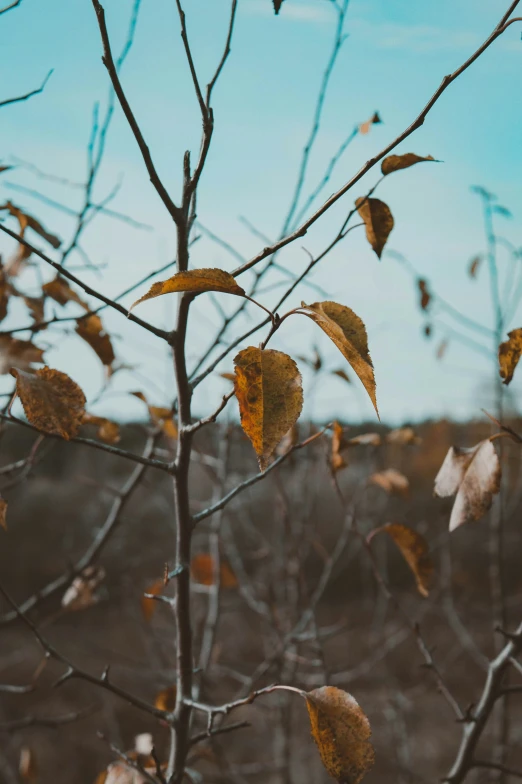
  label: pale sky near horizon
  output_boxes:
[1,0,521,426]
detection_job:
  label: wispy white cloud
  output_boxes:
[243,0,333,24]
[349,19,481,54]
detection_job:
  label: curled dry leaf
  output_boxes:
[43,276,89,309]
[82,413,120,444]
[348,433,381,446]
[23,296,45,327]
[130,268,245,311]
[332,368,350,384]
[11,367,86,440]
[499,328,522,385]
[417,278,431,311]
[355,197,394,259]
[386,426,421,445]
[132,392,177,439]
[0,495,7,531]
[0,335,44,374]
[375,523,433,597]
[305,686,374,784]
[191,553,238,588]
[468,255,482,279]
[155,685,177,712]
[141,577,165,623]
[434,439,501,531]
[61,565,106,611]
[299,301,378,416]
[369,468,409,496]
[0,201,61,248]
[331,421,347,473]
[234,347,303,471]
[381,152,436,176]
[76,315,115,370]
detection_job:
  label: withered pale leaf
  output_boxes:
[10,366,86,440]
[299,301,378,416]
[0,335,44,375]
[43,276,89,309]
[234,347,303,470]
[499,328,522,385]
[378,523,433,597]
[434,440,501,531]
[19,747,37,781]
[76,315,115,370]
[386,426,421,445]
[355,197,394,259]
[348,433,381,446]
[381,153,436,176]
[130,268,245,311]
[369,468,409,496]
[61,566,106,611]
[191,553,238,588]
[82,413,120,444]
[305,686,374,784]
[155,685,177,712]
[0,495,6,531]
[331,420,347,473]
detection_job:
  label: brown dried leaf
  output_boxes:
[332,368,351,384]
[132,392,177,440]
[369,468,409,496]
[131,268,245,310]
[0,495,7,531]
[386,426,421,445]
[355,197,394,259]
[191,553,238,588]
[379,523,433,597]
[418,279,431,311]
[234,347,303,470]
[10,366,86,439]
[358,111,382,135]
[381,153,436,176]
[1,200,61,248]
[0,259,10,322]
[0,335,44,374]
[305,686,374,784]
[61,566,106,611]
[331,421,347,473]
[76,315,115,370]
[299,301,378,416]
[499,328,522,385]
[434,440,501,531]
[468,255,482,279]
[43,276,89,309]
[220,372,236,382]
[155,685,177,713]
[82,413,121,444]
[23,296,45,326]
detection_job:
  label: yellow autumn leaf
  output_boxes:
[82,413,121,444]
[381,152,436,176]
[130,268,245,311]
[331,420,347,473]
[76,315,115,370]
[10,366,86,440]
[355,197,394,259]
[234,347,303,470]
[298,301,378,416]
[499,328,522,385]
[305,686,374,784]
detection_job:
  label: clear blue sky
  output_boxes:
[1,0,521,424]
